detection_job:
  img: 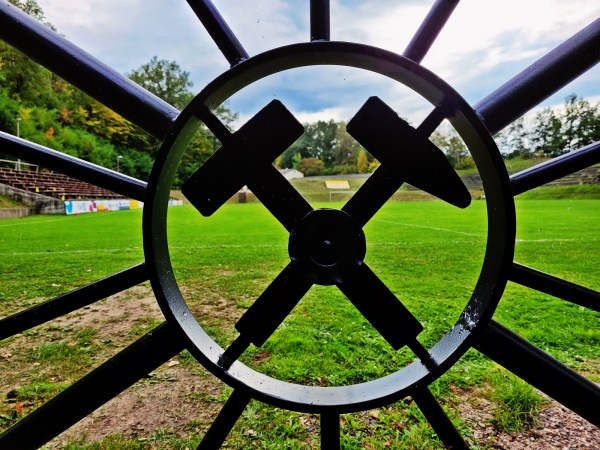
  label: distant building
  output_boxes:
[279,168,304,180]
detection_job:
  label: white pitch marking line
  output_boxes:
[373,219,483,237]
[373,220,579,243]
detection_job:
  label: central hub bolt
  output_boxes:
[321,239,333,250]
[311,238,338,266]
[288,208,366,285]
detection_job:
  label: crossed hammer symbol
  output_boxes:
[182,97,471,369]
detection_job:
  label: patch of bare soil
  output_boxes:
[53,365,225,446]
[3,287,600,449]
[455,388,600,449]
[52,285,164,340]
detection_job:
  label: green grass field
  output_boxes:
[0,198,598,448]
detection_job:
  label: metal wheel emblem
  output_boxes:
[144,42,516,412]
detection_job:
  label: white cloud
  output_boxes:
[33,0,600,121]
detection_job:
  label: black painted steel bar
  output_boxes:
[411,387,469,450]
[197,106,234,143]
[510,263,600,313]
[186,0,249,66]
[0,2,178,139]
[245,165,314,232]
[475,19,600,135]
[0,132,147,201]
[474,320,600,427]
[510,140,600,195]
[320,413,340,449]
[403,0,460,63]
[0,263,148,341]
[0,322,185,449]
[337,262,424,351]
[197,390,251,450]
[417,99,456,137]
[341,165,405,227]
[221,264,313,368]
[310,0,330,42]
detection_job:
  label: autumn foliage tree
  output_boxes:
[356,149,369,174]
[300,157,325,176]
[0,0,240,184]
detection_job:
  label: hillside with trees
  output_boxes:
[276,94,600,176]
[0,0,231,186]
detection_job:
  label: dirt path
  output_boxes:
[2,288,598,449]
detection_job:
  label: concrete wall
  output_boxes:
[0,208,35,219]
[0,183,65,215]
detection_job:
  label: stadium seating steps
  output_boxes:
[0,168,124,200]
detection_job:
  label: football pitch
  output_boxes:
[0,198,598,447]
[1,198,598,371]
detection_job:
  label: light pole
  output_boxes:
[117,155,123,172]
[16,117,21,171]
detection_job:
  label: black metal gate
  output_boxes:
[0,1,599,448]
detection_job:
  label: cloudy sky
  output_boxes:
[35,0,600,127]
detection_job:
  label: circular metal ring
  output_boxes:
[143,41,516,413]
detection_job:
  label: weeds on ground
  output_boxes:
[489,372,545,432]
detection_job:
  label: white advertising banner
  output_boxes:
[64,199,183,215]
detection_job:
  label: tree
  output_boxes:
[280,134,312,169]
[532,95,600,157]
[431,130,473,169]
[531,107,565,157]
[356,149,369,174]
[127,56,238,183]
[332,121,360,173]
[280,119,339,171]
[496,117,532,159]
[562,94,600,152]
[305,120,338,167]
[128,57,194,110]
[299,157,325,176]
[8,0,55,27]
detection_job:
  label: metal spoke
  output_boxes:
[186,0,249,66]
[0,133,147,201]
[0,3,177,139]
[196,106,234,143]
[0,263,148,341]
[197,390,251,450]
[474,320,600,427]
[0,322,185,449]
[510,141,600,195]
[475,19,600,135]
[183,100,310,228]
[342,165,404,227]
[220,264,312,369]
[510,263,600,313]
[310,0,330,42]
[417,99,457,137]
[337,262,425,353]
[403,0,461,63]
[320,413,340,449]
[411,387,469,450]
[246,166,313,231]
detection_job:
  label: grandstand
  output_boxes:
[0,167,123,200]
